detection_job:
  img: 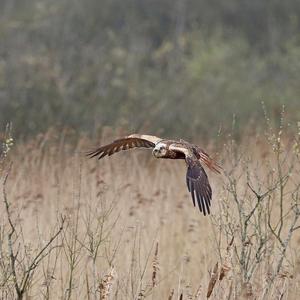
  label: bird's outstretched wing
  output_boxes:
[186,157,212,215]
[87,134,161,159]
[169,144,212,215]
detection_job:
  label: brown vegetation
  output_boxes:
[0,121,300,299]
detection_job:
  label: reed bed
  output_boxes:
[0,125,300,299]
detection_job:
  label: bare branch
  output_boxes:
[2,162,65,299]
[19,217,65,294]
[2,163,21,297]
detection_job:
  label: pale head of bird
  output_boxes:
[152,142,167,158]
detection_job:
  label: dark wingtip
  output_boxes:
[85,149,101,159]
[187,179,212,216]
[186,164,212,216]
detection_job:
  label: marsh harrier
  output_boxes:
[87,134,221,215]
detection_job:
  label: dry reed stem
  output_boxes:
[194,284,202,299]
[219,237,234,281]
[207,262,219,298]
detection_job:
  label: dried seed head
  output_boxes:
[99,266,115,300]
[219,264,231,281]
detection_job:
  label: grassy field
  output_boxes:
[0,125,300,299]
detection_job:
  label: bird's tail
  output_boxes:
[199,150,222,174]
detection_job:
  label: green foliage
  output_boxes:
[0,0,300,138]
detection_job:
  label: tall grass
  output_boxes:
[0,123,300,299]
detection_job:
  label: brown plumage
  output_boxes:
[87,134,221,216]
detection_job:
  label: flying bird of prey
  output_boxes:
[87,134,221,215]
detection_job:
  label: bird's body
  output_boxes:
[152,140,186,159]
[87,134,221,216]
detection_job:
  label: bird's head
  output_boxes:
[152,143,167,158]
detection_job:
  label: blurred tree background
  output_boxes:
[0,0,300,139]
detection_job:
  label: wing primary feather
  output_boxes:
[195,188,204,214]
[99,152,106,159]
[195,190,202,212]
[196,182,206,215]
[204,197,210,215]
[198,183,206,216]
[186,175,191,192]
[202,184,211,214]
[191,184,197,208]
[87,151,100,159]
